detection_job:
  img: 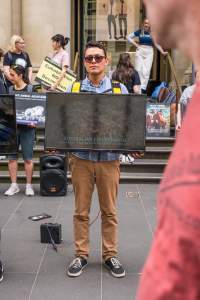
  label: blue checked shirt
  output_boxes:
[67,76,128,161]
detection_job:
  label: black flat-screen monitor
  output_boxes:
[0,95,17,154]
[45,92,146,152]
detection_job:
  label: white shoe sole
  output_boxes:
[67,263,87,277]
[105,264,126,278]
[4,189,20,196]
[25,193,34,197]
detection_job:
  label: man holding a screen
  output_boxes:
[66,41,142,278]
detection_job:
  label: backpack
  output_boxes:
[9,84,33,94]
[151,81,168,99]
[71,80,122,94]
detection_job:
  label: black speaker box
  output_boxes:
[40,223,62,244]
[40,154,67,196]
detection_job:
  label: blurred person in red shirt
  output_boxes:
[136,1,200,299]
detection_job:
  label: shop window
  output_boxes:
[82,0,140,74]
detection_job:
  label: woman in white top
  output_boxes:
[50,34,70,90]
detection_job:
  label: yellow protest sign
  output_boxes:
[35,57,76,92]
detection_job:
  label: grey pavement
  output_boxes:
[0,183,158,300]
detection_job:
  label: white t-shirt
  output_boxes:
[180,84,196,106]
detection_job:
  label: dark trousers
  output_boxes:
[107,15,117,38]
[119,14,127,37]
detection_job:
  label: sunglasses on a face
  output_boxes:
[84,55,106,63]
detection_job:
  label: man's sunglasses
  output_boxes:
[84,55,105,63]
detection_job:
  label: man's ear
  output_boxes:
[105,57,109,67]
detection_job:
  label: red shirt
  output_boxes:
[137,82,200,300]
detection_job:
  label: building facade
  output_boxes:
[0,0,192,86]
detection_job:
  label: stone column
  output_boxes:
[11,0,22,36]
[0,0,12,52]
[171,50,192,86]
[22,0,71,67]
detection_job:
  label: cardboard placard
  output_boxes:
[35,57,76,92]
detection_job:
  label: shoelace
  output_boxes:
[110,258,121,269]
[70,258,82,269]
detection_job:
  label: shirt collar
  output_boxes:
[85,76,107,88]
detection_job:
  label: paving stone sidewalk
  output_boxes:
[0,183,158,300]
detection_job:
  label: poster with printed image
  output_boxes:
[96,0,140,41]
[146,103,171,137]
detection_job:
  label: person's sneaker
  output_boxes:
[4,183,20,196]
[120,154,135,164]
[0,261,4,282]
[105,257,125,278]
[25,184,34,196]
[67,257,87,277]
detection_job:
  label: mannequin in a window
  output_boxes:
[118,0,127,40]
[107,0,117,40]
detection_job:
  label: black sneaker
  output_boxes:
[67,257,87,277]
[0,261,3,282]
[105,257,125,278]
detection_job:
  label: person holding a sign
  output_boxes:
[67,41,142,279]
[3,35,32,89]
[50,34,70,91]
[4,65,35,197]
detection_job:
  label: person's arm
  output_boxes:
[51,66,68,90]
[3,65,12,82]
[154,42,168,55]
[127,31,140,48]
[132,71,141,94]
[133,85,141,94]
[51,52,70,90]
[28,67,33,83]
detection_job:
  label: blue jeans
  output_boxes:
[8,126,35,160]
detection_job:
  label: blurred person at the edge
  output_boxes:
[112,52,141,94]
[50,34,70,90]
[127,19,167,94]
[3,35,32,89]
[176,71,200,130]
[136,0,200,300]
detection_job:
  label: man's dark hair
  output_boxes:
[84,41,107,58]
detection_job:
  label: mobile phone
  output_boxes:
[28,213,52,221]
